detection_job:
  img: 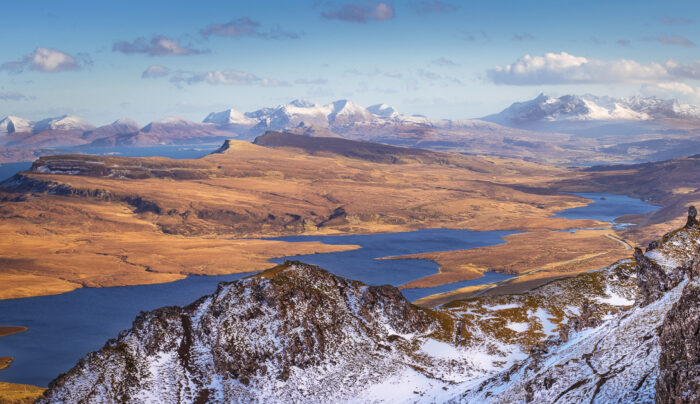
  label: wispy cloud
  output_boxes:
[616,39,631,46]
[643,33,695,47]
[322,1,395,23]
[432,57,458,66]
[512,32,535,41]
[461,31,490,41]
[294,78,328,85]
[413,0,458,13]
[201,18,301,39]
[0,91,35,101]
[113,35,206,56]
[417,68,463,84]
[1,47,88,73]
[141,65,170,78]
[169,69,289,87]
[660,17,695,25]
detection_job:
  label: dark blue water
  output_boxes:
[0,162,33,181]
[0,273,250,387]
[0,145,217,182]
[555,192,658,224]
[269,228,517,287]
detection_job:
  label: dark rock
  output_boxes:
[634,248,686,307]
[655,282,700,403]
[686,205,698,228]
[647,240,660,252]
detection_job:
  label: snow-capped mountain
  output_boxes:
[33,115,95,133]
[367,103,401,119]
[483,94,700,126]
[206,99,410,134]
[0,116,33,134]
[37,208,700,403]
[82,118,140,142]
[0,115,95,135]
[203,108,257,126]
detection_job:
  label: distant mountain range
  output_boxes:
[2,94,700,164]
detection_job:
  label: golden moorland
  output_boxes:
[1,133,696,303]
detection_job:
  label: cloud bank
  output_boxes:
[486,52,700,85]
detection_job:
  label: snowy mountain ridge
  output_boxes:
[483,93,700,125]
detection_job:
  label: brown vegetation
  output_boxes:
[0,382,45,404]
[0,134,687,301]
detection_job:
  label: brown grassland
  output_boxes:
[1,134,695,303]
[0,137,612,301]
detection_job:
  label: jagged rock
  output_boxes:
[38,262,441,403]
[686,205,698,228]
[647,240,660,252]
[655,281,700,404]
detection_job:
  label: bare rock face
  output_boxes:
[635,247,683,306]
[636,207,699,306]
[655,281,700,404]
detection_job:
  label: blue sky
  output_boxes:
[1,0,699,125]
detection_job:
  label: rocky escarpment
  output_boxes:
[38,262,452,403]
[37,209,700,403]
[29,155,213,179]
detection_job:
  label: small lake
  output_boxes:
[555,192,658,224]
[0,145,218,181]
[0,192,658,387]
[269,228,517,288]
[0,273,251,387]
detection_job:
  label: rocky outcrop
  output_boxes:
[38,262,443,403]
[656,281,700,403]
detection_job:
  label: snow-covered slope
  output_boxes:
[368,103,401,119]
[483,93,700,126]
[203,108,257,126]
[33,115,95,132]
[0,116,33,134]
[37,208,700,403]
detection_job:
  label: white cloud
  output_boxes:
[1,47,84,73]
[645,81,700,100]
[142,65,170,78]
[487,52,672,85]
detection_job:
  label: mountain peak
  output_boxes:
[288,98,316,108]
[203,108,257,126]
[0,115,33,134]
[367,103,400,118]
